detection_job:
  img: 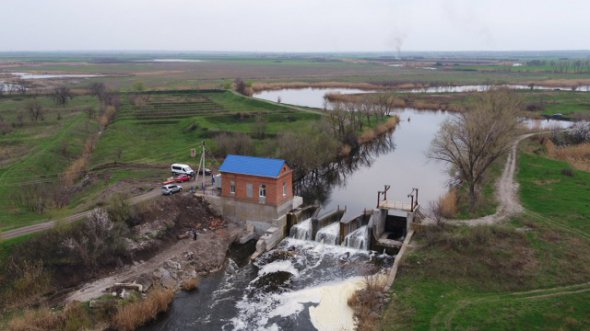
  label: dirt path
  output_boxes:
[1,189,161,240]
[66,226,238,303]
[440,133,535,226]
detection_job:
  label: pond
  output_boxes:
[253,88,375,109]
[10,72,103,79]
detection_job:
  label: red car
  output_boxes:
[175,174,191,183]
[161,174,191,185]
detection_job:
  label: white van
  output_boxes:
[171,163,195,176]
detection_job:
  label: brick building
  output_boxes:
[216,155,299,228]
[219,155,293,206]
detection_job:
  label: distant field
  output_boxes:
[4,56,590,92]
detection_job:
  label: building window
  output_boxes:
[230,181,235,194]
[283,182,287,196]
[246,183,253,198]
[259,184,266,197]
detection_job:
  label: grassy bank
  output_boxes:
[379,139,590,330]
[0,94,101,230]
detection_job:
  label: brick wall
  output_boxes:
[221,166,293,207]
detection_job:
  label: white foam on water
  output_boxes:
[315,222,340,245]
[258,260,299,278]
[269,277,366,331]
[282,237,367,256]
[289,218,312,240]
[343,225,369,250]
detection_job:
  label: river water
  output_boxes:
[142,239,393,331]
[253,88,573,219]
[405,84,590,93]
[254,88,453,217]
[253,88,374,109]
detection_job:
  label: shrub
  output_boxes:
[348,275,388,331]
[561,168,575,177]
[439,190,458,218]
[1,260,52,308]
[8,307,61,331]
[181,277,200,292]
[107,193,132,225]
[6,302,92,331]
[212,132,254,157]
[11,182,53,214]
[111,288,175,331]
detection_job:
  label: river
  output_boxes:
[144,87,570,330]
[405,84,590,93]
[142,239,393,331]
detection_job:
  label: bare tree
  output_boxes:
[253,115,268,139]
[53,86,73,106]
[428,89,521,209]
[14,79,28,95]
[26,99,45,122]
[84,106,96,119]
[88,82,106,98]
[15,111,25,127]
[234,78,248,96]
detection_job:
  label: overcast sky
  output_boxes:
[2,0,589,52]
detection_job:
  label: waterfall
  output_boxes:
[289,218,312,240]
[342,226,368,250]
[315,222,340,245]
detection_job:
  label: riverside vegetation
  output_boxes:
[379,127,590,330]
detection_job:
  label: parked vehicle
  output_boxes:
[162,177,176,185]
[197,168,212,175]
[171,163,195,176]
[175,174,192,182]
[161,184,182,195]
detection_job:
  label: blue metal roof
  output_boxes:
[219,155,287,178]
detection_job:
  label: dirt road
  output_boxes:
[423,133,534,226]
[1,189,162,240]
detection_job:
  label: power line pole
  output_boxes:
[194,142,206,191]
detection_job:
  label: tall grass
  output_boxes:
[545,139,590,171]
[348,275,388,331]
[181,277,200,292]
[7,302,92,331]
[439,190,458,218]
[111,287,175,331]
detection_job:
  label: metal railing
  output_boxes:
[378,200,414,211]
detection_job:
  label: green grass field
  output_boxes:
[380,140,590,330]
[91,90,321,166]
[0,89,323,231]
[0,95,101,230]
